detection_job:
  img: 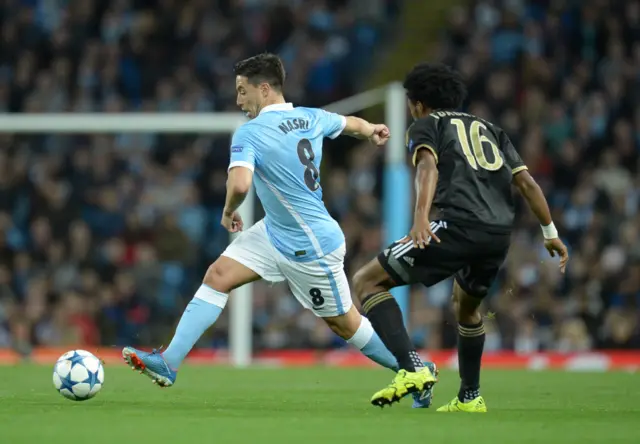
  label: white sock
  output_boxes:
[347,316,398,370]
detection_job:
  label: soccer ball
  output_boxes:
[53,350,105,401]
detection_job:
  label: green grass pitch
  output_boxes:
[0,365,637,444]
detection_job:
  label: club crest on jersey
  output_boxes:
[231,145,243,153]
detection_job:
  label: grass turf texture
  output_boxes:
[0,366,636,444]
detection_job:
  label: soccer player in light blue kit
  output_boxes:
[122,53,436,408]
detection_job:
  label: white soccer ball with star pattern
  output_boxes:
[53,350,104,401]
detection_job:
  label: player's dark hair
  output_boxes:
[233,53,286,92]
[403,62,467,110]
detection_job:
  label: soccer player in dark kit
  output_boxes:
[352,62,569,411]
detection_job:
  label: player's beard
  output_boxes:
[252,103,263,119]
[245,105,258,119]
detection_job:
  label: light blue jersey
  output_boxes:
[228,103,347,262]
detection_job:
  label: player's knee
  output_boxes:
[456,296,482,324]
[203,262,231,293]
[352,268,373,302]
[323,314,357,340]
[456,307,481,325]
[324,306,361,339]
[353,262,394,303]
[452,282,482,324]
[451,293,460,317]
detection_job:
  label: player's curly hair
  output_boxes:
[403,62,467,110]
[234,53,286,92]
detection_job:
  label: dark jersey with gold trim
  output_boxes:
[406,110,527,232]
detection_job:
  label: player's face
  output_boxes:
[236,75,263,119]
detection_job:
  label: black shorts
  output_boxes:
[378,220,510,298]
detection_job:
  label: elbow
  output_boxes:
[227,168,253,195]
[230,181,251,196]
[423,160,438,174]
[344,116,370,138]
[515,176,539,197]
[415,161,438,187]
[415,150,438,173]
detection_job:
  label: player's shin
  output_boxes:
[361,292,422,371]
[453,285,485,402]
[457,321,485,402]
[162,284,228,370]
[346,315,398,371]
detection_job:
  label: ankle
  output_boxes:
[458,386,480,403]
[396,350,424,372]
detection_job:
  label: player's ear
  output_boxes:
[260,83,269,97]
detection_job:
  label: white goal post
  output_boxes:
[0,82,409,367]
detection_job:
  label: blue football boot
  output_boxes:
[412,361,438,408]
[122,347,177,387]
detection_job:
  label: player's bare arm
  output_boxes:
[342,116,390,146]
[222,166,254,233]
[512,169,569,272]
[407,148,440,249]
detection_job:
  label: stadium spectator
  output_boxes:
[0,0,639,354]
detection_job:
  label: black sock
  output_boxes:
[457,321,485,402]
[361,292,422,372]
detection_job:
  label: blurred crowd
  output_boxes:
[1,0,639,355]
[0,0,399,353]
[418,0,640,353]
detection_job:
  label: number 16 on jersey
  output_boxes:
[451,118,504,171]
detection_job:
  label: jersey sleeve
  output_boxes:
[317,109,347,139]
[407,116,439,166]
[228,125,259,172]
[499,131,527,175]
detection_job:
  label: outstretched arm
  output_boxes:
[512,170,569,272]
[342,116,389,145]
[512,170,552,226]
[319,109,388,145]
[342,116,375,138]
